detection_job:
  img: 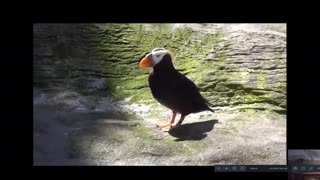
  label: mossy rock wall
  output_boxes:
[33,24,286,113]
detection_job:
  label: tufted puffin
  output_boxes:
[139,48,214,131]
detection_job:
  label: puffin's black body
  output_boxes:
[148,54,213,118]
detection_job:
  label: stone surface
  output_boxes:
[33,90,286,165]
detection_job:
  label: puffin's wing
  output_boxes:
[175,72,208,104]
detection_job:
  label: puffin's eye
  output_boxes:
[156,54,160,58]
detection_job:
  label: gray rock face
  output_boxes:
[166,24,286,113]
[205,27,286,110]
[33,24,107,93]
[33,23,286,113]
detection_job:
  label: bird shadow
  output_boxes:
[168,119,219,141]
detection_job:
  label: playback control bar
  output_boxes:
[290,165,320,173]
[215,165,320,172]
[215,165,288,172]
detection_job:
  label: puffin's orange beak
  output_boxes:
[139,57,154,68]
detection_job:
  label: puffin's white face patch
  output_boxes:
[151,48,174,65]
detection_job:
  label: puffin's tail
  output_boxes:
[203,97,214,113]
[207,107,215,113]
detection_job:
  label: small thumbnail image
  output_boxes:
[288,173,320,180]
[288,150,320,165]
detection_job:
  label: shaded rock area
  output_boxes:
[33,24,108,94]
[33,24,286,165]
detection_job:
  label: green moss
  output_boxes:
[86,24,286,112]
[123,112,143,121]
[244,109,257,113]
[271,53,284,65]
[229,88,276,106]
[132,124,151,139]
[257,71,267,89]
[124,78,148,90]
[271,52,287,95]
[280,85,287,95]
[278,73,287,96]
[128,88,153,104]
[218,50,228,62]
[87,24,226,106]
[214,83,230,92]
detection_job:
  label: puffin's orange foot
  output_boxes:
[156,122,171,128]
[156,122,173,132]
